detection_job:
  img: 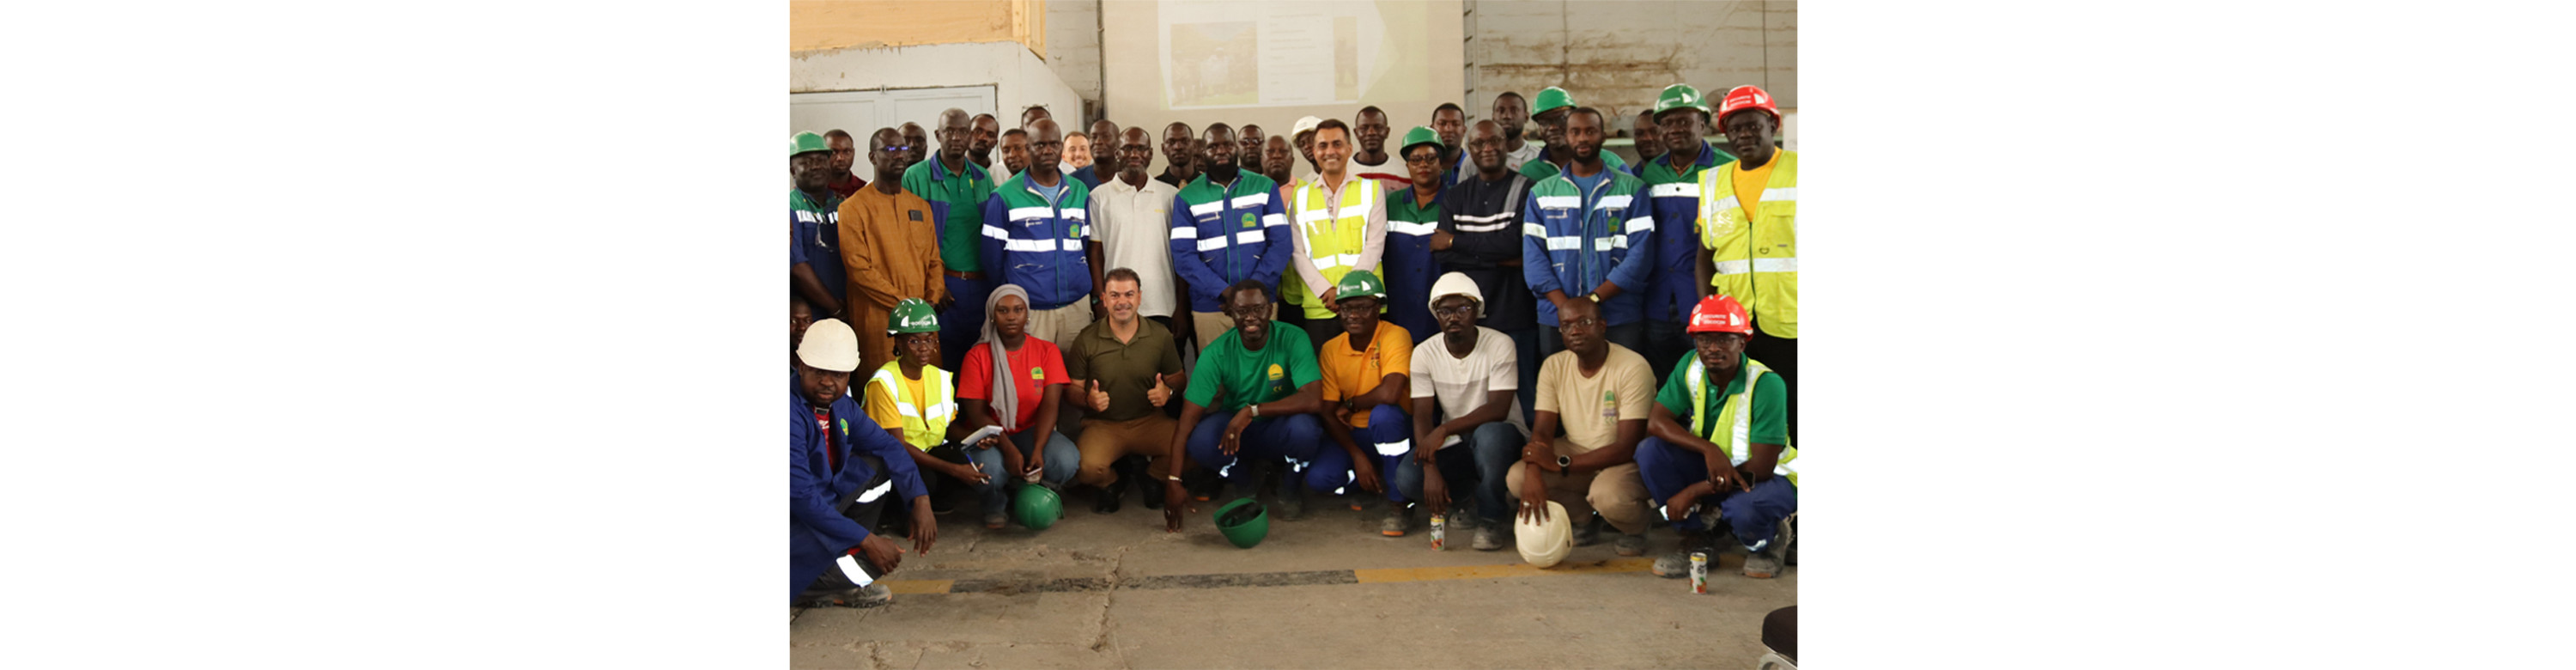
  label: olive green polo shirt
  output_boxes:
[1066,317,1186,421]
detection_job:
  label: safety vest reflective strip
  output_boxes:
[1291,178,1376,316]
[1695,150,1798,338]
[869,365,955,451]
[1686,357,1799,485]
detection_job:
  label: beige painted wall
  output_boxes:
[1097,0,1466,149]
[791,0,1047,58]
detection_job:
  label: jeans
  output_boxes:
[963,429,1080,514]
[1394,421,1522,521]
[1538,320,1646,362]
[1309,405,1413,501]
[1183,410,1326,490]
[1634,436,1797,549]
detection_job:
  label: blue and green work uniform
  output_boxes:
[1518,166,1656,329]
[788,384,928,604]
[1638,140,1737,380]
[977,174,1096,310]
[1166,172,1291,313]
[791,188,848,309]
[1381,186,1443,346]
[902,157,998,369]
[1516,146,1632,181]
[1632,354,1797,551]
[1182,326,1333,490]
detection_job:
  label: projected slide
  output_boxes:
[1159,1,1420,110]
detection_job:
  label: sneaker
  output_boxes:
[1471,525,1506,551]
[1093,478,1125,515]
[1379,503,1413,536]
[799,582,892,608]
[1613,532,1648,557]
[1742,544,1782,579]
[983,510,1008,529]
[1650,550,1696,578]
[1571,515,1602,546]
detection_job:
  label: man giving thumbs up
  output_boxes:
[1066,268,1191,515]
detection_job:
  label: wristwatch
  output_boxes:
[1583,292,1601,303]
[1556,454,1572,470]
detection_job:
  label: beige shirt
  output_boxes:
[1086,175,1184,318]
[1531,343,1656,454]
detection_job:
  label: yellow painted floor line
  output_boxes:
[881,579,954,594]
[1352,557,1655,584]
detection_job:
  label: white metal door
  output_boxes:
[790,85,997,183]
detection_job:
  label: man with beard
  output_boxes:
[1066,119,1121,190]
[978,119,1098,346]
[838,127,949,375]
[1236,124,1267,173]
[790,131,849,325]
[1066,268,1190,515]
[1160,281,1331,527]
[1518,87,1632,180]
[1168,122,1291,350]
[1089,126,1187,344]
[1640,84,1737,386]
[1350,106,1406,186]
[1433,120,1540,422]
[1637,295,1795,580]
[1520,107,1652,360]
[824,129,866,197]
[1283,119,1388,351]
[1489,92,1540,172]
[1312,271,1415,534]
[1692,85,1797,442]
[904,108,999,371]
[1155,121,1198,189]
[1431,102,1467,186]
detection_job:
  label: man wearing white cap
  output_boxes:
[1406,273,1529,551]
[791,319,936,609]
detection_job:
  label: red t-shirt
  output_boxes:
[957,338,1070,434]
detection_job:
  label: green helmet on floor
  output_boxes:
[1653,83,1710,118]
[1398,125,1442,157]
[1532,86,1576,116]
[888,298,940,334]
[1012,484,1063,531]
[790,131,830,157]
[1334,270,1387,303]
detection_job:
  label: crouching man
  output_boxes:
[1507,298,1656,557]
[792,319,935,609]
[1639,295,1797,579]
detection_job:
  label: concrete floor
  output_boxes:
[793,489,1795,669]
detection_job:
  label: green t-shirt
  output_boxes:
[1655,354,1788,446]
[902,157,996,273]
[1186,325,1322,413]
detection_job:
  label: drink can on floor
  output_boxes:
[1690,551,1710,594]
[1429,515,1446,551]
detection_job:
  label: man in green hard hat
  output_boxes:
[1382,126,1447,346]
[790,131,850,326]
[1640,83,1739,386]
[1519,87,1631,181]
[1313,270,1420,535]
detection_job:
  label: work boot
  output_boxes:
[1093,474,1126,515]
[1379,502,1413,536]
[1742,545,1783,579]
[1472,524,1507,551]
[1613,532,1648,557]
[798,582,892,609]
[1652,531,1716,578]
[1571,515,1603,546]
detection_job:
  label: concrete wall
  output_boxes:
[790,40,1084,132]
[1044,0,1104,119]
[790,0,1048,57]
[1463,0,1794,131]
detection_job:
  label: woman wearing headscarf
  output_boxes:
[953,283,1084,529]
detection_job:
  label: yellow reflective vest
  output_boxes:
[867,362,956,452]
[1695,149,1797,338]
[1686,356,1798,486]
[1285,175,1386,320]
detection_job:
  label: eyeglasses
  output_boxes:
[1431,304,1478,317]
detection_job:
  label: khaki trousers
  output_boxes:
[1026,302,1096,346]
[1073,415,1177,488]
[1505,460,1653,536]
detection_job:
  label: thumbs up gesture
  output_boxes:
[1147,373,1173,407]
[1087,379,1112,412]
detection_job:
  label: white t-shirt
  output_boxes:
[1087,176,1184,318]
[1503,140,1544,172]
[1408,326,1528,448]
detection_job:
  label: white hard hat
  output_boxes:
[1291,115,1322,138]
[1516,501,1573,568]
[1428,272,1485,318]
[796,319,860,372]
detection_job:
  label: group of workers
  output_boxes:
[789,83,1799,611]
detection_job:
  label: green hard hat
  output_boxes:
[1653,83,1710,118]
[790,131,830,157]
[1334,270,1387,302]
[1011,484,1064,531]
[1531,86,1576,116]
[888,298,940,334]
[1213,498,1270,549]
[1397,125,1442,157]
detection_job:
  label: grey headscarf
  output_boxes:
[981,283,1034,426]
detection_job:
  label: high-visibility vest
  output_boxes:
[1686,356,1798,486]
[867,362,955,453]
[1286,176,1380,320]
[1695,149,1797,338]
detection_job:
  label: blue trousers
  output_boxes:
[1185,411,1327,490]
[1391,421,1522,521]
[963,429,1080,513]
[1309,405,1414,501]
[938,275,992,372]
[1504,327,1540,425]
[1635,436,1796,549]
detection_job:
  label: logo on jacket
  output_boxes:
[1242,213,1256,229]
[1031,367,1046,381]
[837,417,849,436]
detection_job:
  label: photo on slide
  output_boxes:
[1169,22,1258,108]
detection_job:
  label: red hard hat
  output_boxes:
[1687,295,1753,336]
[1716,85,1780,125]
